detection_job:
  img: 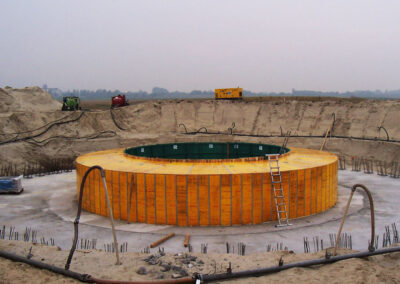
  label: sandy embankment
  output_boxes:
[1,87,400,167]
[1,239,400,284]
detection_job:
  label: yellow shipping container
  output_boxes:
[215,88,243,99]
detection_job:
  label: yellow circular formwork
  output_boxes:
[75,146,338,226]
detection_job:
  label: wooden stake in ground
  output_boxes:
[184,234,190,247]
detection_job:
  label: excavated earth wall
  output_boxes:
[0,87,400,167]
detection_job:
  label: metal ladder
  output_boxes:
[267,154,291,227]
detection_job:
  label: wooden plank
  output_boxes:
[280,171,290,220]
[297,170,305,218]
[220,175,231,226]
[184,234,190,247]
[118,172,128,220]
[187,175,198,226]
[289,171,297,219]
[316,167,322,213]
[165,175,176,225]
[322,166,327,212]
[231,174,242,225]
[334,161,338,204]
[176,175,187,226]
[104,170,112,217]
[127,173,136,222]
[311,168,317,215]
[262,173,272,221]
[252,174,262,224]
[304,169,312,216]
[242,174,252,224]
[150,233,175,248]
[93,170,102,215]
[155,174,166,224]
[198,175,209,226]
[209,175,220,225]
[136,173,146,222]
[146,174,155,224]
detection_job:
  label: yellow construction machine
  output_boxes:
[215,87,243,100]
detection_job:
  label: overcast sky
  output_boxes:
[1,0,399,92]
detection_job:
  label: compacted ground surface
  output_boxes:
[0,170,400,283]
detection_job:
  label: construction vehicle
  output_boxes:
[215,87,243,100]
[61,96,81,111]
[111,94,129,108]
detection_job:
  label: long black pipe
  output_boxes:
[181,131,400,143]
[2,246,400,283]
[0,250,93,282]
[197,246,400,282]
[65,165,105,270]
[378,126,390,141]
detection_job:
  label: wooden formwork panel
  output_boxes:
[220,175,231,226]
[77,148,338,226]
[198,175,209,226]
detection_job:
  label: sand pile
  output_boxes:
[0,86,61,113]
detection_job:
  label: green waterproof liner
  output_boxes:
[124,142,289,160]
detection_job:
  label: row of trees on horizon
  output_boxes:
[42,85,400,100]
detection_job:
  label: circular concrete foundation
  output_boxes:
[75,142,338,226]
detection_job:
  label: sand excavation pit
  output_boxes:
[1,88,400,283]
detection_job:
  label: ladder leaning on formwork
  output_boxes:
[279,131,291,154]
[267,154,292,227]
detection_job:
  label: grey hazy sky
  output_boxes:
[1,0,399,92]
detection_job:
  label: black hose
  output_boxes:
[197,246,400,282]
[378,126,390,141]
[65,165,105,270]
[354,184,375,252]
[196,127,208,133]
[228,122,235,135]
[0,111,85,146]
[0,249,195,283]
[178,123,188,133]
[180,131,400,143]
[0,111,79,136]
[0,249,93,282]
[110,109,127,131]
[26,131,117,147]
[3,246,400,284]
